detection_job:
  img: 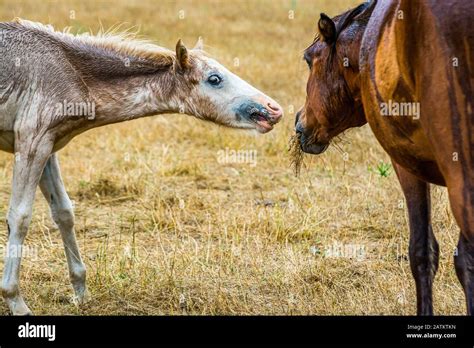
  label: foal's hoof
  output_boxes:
[14,308,33,316]
[9,299,33,316]
[72,288,91,306]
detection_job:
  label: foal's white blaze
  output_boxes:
[193,56,283,133]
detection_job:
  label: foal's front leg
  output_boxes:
[39,153,89,305]
[393,161,439,315]
[1,136,53,315]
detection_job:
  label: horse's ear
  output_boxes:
[193,36,204,51]
[318,13,336,44]
[176,39,190,70]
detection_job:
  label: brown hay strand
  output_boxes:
[289,133,304,176]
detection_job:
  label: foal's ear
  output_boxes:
[176,39,190,70]
[318,13,336,44]
[193,36,204,51]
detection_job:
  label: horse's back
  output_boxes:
[0,21,89,143]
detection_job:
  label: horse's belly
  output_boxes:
[0,131,15,153]
[0,100,16,153]
[390,155,446,186]
[367,117,446,186]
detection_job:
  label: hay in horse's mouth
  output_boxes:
[289,133,304,176]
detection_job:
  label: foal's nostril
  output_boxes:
[267,102,280,112]
[266,102,283,123]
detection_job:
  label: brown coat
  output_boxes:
[298,0,473,314]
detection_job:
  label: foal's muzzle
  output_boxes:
[240,100,283,133]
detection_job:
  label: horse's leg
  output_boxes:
[454,231,474,314]
[393,161,439,315]
[447,181,474,314]
[1,136,53,315]
[39,153,89,305]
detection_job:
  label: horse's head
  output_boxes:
[172,39,283,133]
[295,2,375,154]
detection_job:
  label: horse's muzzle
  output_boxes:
[295,121,329,155]
[300,141,329,154]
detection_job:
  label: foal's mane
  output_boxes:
[12,18,175,71]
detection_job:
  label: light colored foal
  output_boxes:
[0,19,282,314]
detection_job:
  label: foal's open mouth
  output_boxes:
[248,107,275,133]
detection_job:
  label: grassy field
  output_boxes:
[0,0,464,315]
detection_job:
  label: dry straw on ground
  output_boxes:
[0,0,463,315]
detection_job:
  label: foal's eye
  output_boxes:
[207,74,222,86]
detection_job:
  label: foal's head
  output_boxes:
[295,2,375,154]
[170,39,283,133]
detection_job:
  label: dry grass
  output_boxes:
[0,0,464,315]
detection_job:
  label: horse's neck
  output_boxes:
[60,35,178,126]
[87,72,178,126]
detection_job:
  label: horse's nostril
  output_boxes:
[295,122,304,135]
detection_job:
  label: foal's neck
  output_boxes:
[87,70,178,126]
[61,37,180,127]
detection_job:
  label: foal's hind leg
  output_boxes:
[39,153,89,305]
[1,136,53,315]
[393,162,439,315]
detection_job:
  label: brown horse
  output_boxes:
[296,0,473,315]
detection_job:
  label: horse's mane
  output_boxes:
[334,1,376,42]
[309,0,377,48]
[10,18,175,70]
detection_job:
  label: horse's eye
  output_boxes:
[304,57,312,69]
[207,74,222,86]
